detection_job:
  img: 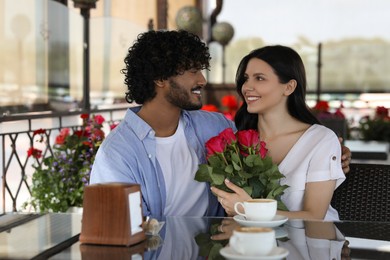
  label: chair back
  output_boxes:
[331,163,390,222]
[320,118,348,142]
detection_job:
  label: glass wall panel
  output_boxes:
[209,0,390,93]
[89,17,145,107]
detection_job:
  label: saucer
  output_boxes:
[233,215,288,228]
[220,246,289,260]
[274,226,288,239]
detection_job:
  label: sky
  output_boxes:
[208,0,390,45]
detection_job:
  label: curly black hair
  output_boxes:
[121,30,211,104]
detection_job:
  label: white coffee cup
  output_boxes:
[229,227,276,256]
[234,198,277,221]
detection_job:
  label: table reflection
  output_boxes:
[2,213,389,259]
[204,218,349,260]
[278,220,348,260]
[82,217,351,260]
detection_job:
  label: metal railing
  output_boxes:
[0,105,129,213]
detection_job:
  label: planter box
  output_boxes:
[345,140,389,160]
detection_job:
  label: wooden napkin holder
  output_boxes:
[79,183,146,246]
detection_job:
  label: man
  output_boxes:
[90,30,351,217]
[90,30,235,217]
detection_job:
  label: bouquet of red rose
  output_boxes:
[195,128,288,210]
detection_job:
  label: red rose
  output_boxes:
[259,141,268,159]
[219,128,236,145]
[205,135,226,157]
[237,129,260,149]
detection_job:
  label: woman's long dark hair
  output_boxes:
[234,45,320,130]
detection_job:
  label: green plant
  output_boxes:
[194,128,289,211]
[24,113,109,212]
[359,106,390,142]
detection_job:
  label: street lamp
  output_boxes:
[71,0,98,111]
[211,22,234,84]
[175,6,203,36]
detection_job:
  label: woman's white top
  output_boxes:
[278,124,346,221]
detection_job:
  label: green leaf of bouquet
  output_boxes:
[269,172,286,180]
[267,167,285,179]
[210,172,225,185]
[225,164,233,174]
[277,200,289,211]
[238,170,252,179]
[244,154,257,167]
[232,160,241,171]
[271,184,289,197]
[252,155,265,167]
[231,152,241,164]
[256,156,274,169]
[229,177,246,188]
[209,243,225,260]
[215,183,231,193]
[242,185,253,196]
[194,164,212,182]
[248,180,264,198]
[195,233,213,256]
[208,155,224,168]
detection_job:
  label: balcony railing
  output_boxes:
[0,105,129,213]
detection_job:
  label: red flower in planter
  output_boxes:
[221,95,239,111]
[201,104,219,112]
[312,100,345,120]
[375,106,389,120]
[27,147,43,159]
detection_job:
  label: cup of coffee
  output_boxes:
[229,227,275,256]
[234,198,277,221]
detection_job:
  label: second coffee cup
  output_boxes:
[229,226,276,256]
[234,198,277,221]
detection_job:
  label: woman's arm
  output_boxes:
[211,178,336,220]
[278,180,336,220]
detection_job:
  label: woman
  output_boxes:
[211,45,346,220]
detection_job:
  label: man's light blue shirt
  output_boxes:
[90,106,236,217]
